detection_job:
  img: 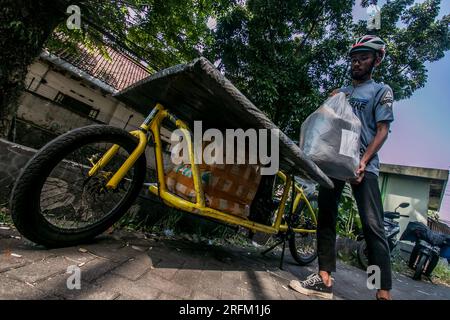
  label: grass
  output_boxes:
[390,249,450,287]
[336,243,450,288]
[0,206,12,225]
[113,204,257,248]
[431,259,450,287]
[337,249,360,268]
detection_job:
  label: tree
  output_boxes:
[0,0,70,138]
[1,0,448,140]
[209,0,450,138]
[0,0,224,138]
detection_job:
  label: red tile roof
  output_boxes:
[51,44,151,91]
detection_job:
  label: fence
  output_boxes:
[428,217,450,235]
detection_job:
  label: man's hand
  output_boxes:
[351,122,390,185]
[350,161,366,185]
[330,89,350,97]
[329,89,340,97]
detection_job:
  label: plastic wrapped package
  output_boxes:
[299,92,362,181]
[166,163,261,218]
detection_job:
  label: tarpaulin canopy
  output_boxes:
[114,57,333,188]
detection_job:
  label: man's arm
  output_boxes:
[353,121,390,183]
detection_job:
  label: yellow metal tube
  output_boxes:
[150,110,169,192]
[279,225,316,233]
[292,193,302,213]
[144,105,317,236]
[303,192,318,225]
[88,144,120,177]
[156,188,278,234]
[273,175,292,229]
[178,126,205,207]
[106,130,147,189]
[149,105,205,207]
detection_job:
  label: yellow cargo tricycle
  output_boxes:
[10,58,333,267]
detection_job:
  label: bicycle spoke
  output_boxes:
[39,141,135,230]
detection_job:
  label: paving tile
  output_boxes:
[34,272,118,300]
[112,254,153,281]
[5,256,73,283]
[96,274,161,299]
[0,274,46,300]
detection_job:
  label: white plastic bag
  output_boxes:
[299,92,362,181]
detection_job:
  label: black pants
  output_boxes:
[317,172,392,290]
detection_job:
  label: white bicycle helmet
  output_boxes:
[349,35,386,62]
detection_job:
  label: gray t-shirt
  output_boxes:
[339,79,394,176]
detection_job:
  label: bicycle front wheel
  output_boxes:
[289,195,318,265]
[10,125,146,248]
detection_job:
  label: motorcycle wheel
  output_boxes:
[412,254,428,281]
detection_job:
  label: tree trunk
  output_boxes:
[0,1,67,138]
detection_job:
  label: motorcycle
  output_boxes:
[400,220,450,280]
[357,202,450,281]
[357,202,409,270]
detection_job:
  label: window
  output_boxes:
[428,179,445,211]
[54,92,100,120]
[89,109,99,118]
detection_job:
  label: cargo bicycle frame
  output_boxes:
[88,102,318,239]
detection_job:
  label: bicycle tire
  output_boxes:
[357,240,369,270]
[288,194,318,265]
[10,125,146,248]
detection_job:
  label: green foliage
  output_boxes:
[210,0,450,138]
[2,0,449,139]
[337,184,362,239]
[46,0,229,72]
[0,0,68,136]
[355,0,450,100]
[390,249,450,287]
[0,206,11,225]
[210,0,354,136]
[432,259,450,286]
[427,209,440,220]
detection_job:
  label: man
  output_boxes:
[290,35,394,300]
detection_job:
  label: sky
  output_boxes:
[353,1,450,221]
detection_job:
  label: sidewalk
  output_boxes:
[1,226,449,300]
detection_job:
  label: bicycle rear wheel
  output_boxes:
[357,240,369,270]
[10,125,146,248]
[289,195,318,265]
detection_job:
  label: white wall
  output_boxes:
[109,103,144,131]
[25,61,120,124]
[382,174,429,235]
[17,92,94,134]
[20,60,177,172]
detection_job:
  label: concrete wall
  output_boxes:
[15,59,199,199]
[109,103,145,131]
[17,91,96,135]
[24,61,119,125]
[0,140,37,204]
[380,163,448,181]
[381,173,429,235]
[0,139,223,236]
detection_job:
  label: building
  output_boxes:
[18,45,150,145]
[14,42,174,169]
[379,163,449,235]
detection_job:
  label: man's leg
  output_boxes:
[351,172,392,296]
[289,178,345,299]
[317,178,346,276]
